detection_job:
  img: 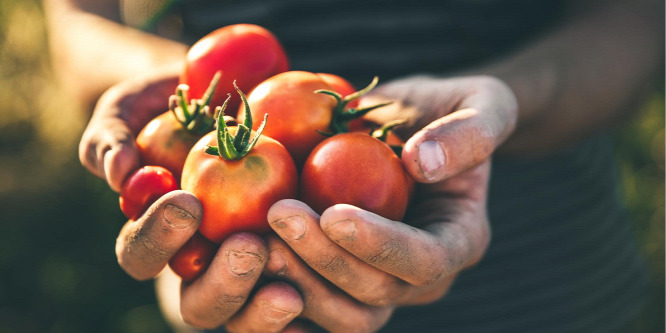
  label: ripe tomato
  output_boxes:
[119,166,178,220]
[169,232,218,281]
[299,132,413,221]
[181,87,298,243]
[181,24,289,116]
[239,71,335,165]
[136,111,201,181]
[136,73,220,181]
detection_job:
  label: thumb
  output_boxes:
[402,77,517,183]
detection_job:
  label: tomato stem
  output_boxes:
[169,71,221,135]
[205,81,267,160]
[316,76,392,135]
[371,119,406,142]
[372,119,406,157]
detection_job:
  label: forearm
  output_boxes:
[484,0,663,154]
[44,0,188,111]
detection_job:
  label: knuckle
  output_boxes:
[315,255,348,275]
[358,280,404,307]
[365,238,407,265]
[411,260,447,287]
[213,293,246,311]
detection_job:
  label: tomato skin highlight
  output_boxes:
[119,166,178,220]
[239,71,336,166]
[136,111,204,181]
[300,132,413,221]
[169,232,218,281]
[182,24,289,115]
[181,128,298,243]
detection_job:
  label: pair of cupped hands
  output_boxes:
[80,71,517,333]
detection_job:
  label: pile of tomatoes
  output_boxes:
[117,24,414,281]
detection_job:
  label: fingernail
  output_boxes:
[259,300,294,322]
[227,250,261,276]
[267,250,287,276]
[326,219,357,242]
[163,204,196,229]
[418,140,446,181]
[272,216,306,240]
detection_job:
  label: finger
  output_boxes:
[319,202,489,288]
[265,236,393,333]
[115,190,201,280]
[225,281,303,333]
[402,77,517,183]
[180,233,268,330]
[268,199,411,306]
[79,119,140,192]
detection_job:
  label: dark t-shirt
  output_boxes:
[121,1,649,331]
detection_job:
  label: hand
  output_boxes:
[78,72,180,191]
[263,75,517,332]
[84,72,306,332]
[117,191,306,332]
[361,75,517,183]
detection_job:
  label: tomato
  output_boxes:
[182,24,289,116]
[239,71,335,165]
[136,111,201,181]
[299,132,413,221]
[169,232,218,281]
[181,87,298,243]
[136,74,221,180]
[119,166,178,220]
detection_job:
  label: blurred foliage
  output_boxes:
[615,87,665,333]
[0,0,662,333]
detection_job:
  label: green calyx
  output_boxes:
[315,76,393,135]
[370,119,407,156]
[205,81,267,160]
[169,71,221,135]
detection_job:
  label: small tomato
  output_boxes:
[119,166,178,220]
[169,232,218,281]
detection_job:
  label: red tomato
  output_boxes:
[136,111,202,181]
[181,24,289,116]
[169,233,218,281]
[300,132,413,221]
[181,128,298,243]
[239,71,335,165]
[119,166,178,220]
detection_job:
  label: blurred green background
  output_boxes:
[0,1,662,332]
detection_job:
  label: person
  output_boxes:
[44,0,663,332]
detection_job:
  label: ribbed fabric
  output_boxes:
[380,135,648,333]
[174,0,565,87]
[121,1,649,332]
